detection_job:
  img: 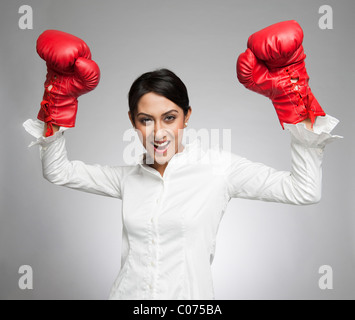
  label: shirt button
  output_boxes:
[151,261,155,267]
[156,198,160,204]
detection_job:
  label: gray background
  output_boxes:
[0,0,354,300]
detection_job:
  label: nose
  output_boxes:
[153,121,167,140]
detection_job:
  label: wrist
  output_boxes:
[301,118,314,131]
[43,123,60,136]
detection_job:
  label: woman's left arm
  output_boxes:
[224,115,343,205]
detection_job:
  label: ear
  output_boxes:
[184,107,192,123]
[128,111,135,128]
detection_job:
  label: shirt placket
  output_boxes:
[150,178,166,299]
[139,166,167,299]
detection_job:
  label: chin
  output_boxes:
[147,142,176,164]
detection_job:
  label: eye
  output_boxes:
[165,115,176,121]
[140,118,152,124]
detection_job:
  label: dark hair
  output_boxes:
[128,68,190,125]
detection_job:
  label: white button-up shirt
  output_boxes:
[23,115,342,300]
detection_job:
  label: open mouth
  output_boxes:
[151,140,171,153]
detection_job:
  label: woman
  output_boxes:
[24,23,341,300]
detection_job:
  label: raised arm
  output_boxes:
[23,30,123,199]
[224,115,342,204]
[228,20,342,204]
[24,119,124,199]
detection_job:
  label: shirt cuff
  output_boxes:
[23,119,69,147]
[283,114,343,148]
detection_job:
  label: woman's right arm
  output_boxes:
[24,119,124,199]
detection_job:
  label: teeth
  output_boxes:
[154,141,169,148]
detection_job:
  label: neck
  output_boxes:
[147,143,185,177]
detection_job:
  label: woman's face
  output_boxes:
[129,92,191,165]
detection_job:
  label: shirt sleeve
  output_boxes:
[23,119,124,199]
[224,115,343,205]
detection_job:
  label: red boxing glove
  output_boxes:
[37,30,100,136]
[237,20,325,129]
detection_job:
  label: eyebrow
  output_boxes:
[136,109,179,117]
